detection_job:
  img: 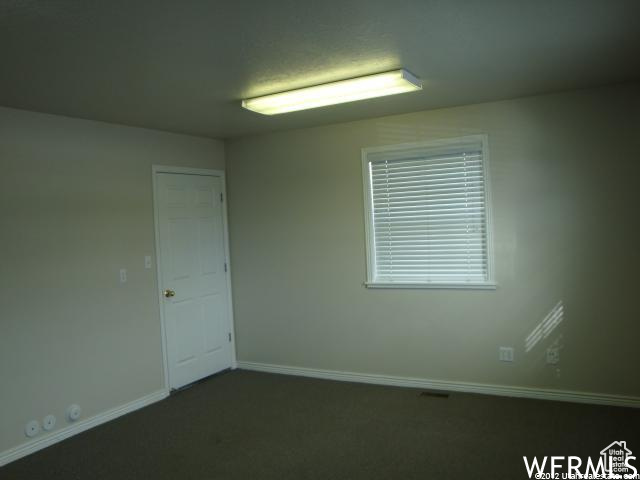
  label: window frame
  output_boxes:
[361,134,496,289]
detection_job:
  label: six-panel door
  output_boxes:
[156,173,232,389]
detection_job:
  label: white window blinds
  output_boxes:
[363,136,493,287]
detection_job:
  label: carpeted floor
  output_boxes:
[2,370,639,479]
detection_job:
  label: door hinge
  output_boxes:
[224,262,228,272]
[228,332,232,342]
[220,193,224,203]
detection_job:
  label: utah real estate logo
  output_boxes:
[523,441,638,479]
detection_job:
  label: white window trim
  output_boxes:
[361,135,496,290]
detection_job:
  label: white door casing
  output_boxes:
[153,168,234,390]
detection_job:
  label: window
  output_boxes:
[362,135,494,288]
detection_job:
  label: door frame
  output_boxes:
[151,165,237,391]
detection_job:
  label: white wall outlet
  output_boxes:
[67,404,81,422]
[43,414,56,431]
[119,268,127,283]
[546,347,560,365]
[499,346,514,362]
[144,255,152,269]
[25,420,40,438]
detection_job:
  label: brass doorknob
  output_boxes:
[164,289,176,298]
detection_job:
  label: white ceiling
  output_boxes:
[1,0,639,139]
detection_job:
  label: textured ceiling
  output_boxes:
[1,0,639,139]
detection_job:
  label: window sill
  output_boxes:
[364,282,497,290]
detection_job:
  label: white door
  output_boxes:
[156,172,232,389]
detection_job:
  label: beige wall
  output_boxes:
[0,107,224,455]
[2,82,638,458]
[226,83,640,398]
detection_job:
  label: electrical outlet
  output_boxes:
[499,346,514,362]
[546,347,560,365]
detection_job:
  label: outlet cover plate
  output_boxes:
[499,346,514,362]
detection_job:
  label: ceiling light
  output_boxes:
[241,69,422,115]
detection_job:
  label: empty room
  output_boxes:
[1,0,639,478]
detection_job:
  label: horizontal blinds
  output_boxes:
[369,145,489,284]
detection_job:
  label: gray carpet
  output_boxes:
[2,370,639,479]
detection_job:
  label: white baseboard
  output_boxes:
[0,389,169,467]
[3,365,636,467]
[237,361,640,409]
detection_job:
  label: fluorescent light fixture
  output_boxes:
[242,69,422,115]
